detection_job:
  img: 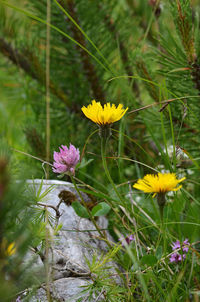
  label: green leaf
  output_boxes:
[55,223,63,235]
[155,246,163,260]
[140,255,157,267]
[77,158,94,169]
[91,202,111,216]
[57,173,65,179]
[71,201,90,218]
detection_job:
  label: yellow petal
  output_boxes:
[81,101,128,125]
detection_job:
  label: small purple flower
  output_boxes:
[53,144,80,175]
[170,252,182,263]
[172,240,181,251]
[170,238,190,264]
[119,234,135,246]
[182,238,190,253]
[16,297,22,302]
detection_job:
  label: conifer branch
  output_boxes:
[58,0,105,101]
[191,61,200,94]
[0,37,77,111]
[98,3,140,97]
[172,1,200,94]
[136,60,159,102]
[0,37,37,79]
[175,0,196,64]
[24,128,46,159]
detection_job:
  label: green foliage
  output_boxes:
[91,202,111,217]
[0,0,200,301]
[71,200,90,218]
[82,245,127,302]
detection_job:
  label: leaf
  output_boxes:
[140,255,157,267]
[155,246,163,260]
[91,202,111,216]
[71,201,90,218]
[57,173,65,179]
[54,223,63,235]
[77,158,94,169]
[168,67,190,73]
[80,188,119,203]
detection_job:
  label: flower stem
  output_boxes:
[158,203,166,253]
[159,204,164,223]
[101,137,125,207]
[157,193,166,224]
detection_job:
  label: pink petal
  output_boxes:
[52,163,67,173]
[53,151,61,162]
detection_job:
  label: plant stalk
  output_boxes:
[101,137,126,207]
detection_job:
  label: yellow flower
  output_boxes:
[133,173,185,197]
[1,239,16,257]
[81,100,128,125]
[6,242,16,256]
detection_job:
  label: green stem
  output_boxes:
[159,204,164,224]
[80,129,98,161]
[157,194,166,252]
[101,137,125,207]
[159,205,167,253]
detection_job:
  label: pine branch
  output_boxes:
[98,2,140,97]
[136,60,159,102]
[125,0,160,47]
[175,0,196,64]
[58,0,105,101]
[163,1,200,95]
[0,37,37,79]
[191,60,200,94]
[24,127,46,159]
[0,37,78,111]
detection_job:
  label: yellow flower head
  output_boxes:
[133,173,185,197]
[81,100,128,125]
[6,242,16,256]
[1,239,16,257]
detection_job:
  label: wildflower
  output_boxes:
[169,252,182,263]
[133,173,185,198]
[6,242,16,256]
[172,240,181,251]
[170,238,190,263]
[119,234,135,246]
[1,239,16,257]
[182,239,190,253]
[133,173,186,220]
[53,144,80,175]
[81,100,128,126]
